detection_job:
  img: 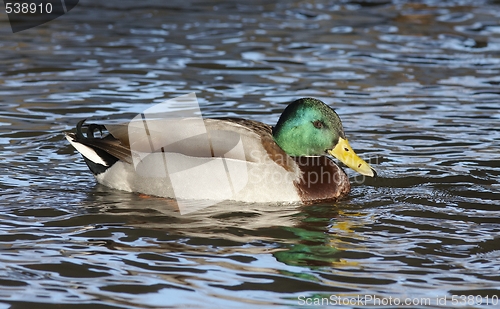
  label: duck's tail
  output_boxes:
[65,120,122,175]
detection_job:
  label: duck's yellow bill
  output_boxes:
[328,137,376,177]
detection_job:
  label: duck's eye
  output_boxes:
[312,120,324,129]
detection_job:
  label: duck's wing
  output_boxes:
[106,117,293,166]
[66,117,297,174]
[105,118,251,158]
[215,118,296,172]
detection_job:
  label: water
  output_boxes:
[1,0,500,308]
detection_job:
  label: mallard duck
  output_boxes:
[65,98,375,205]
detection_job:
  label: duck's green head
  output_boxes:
[272,98,375,177]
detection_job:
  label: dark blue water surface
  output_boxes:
[1,0,500,308]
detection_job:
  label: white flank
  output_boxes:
[65,134,109,166]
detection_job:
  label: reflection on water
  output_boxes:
[1,0,500,308]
